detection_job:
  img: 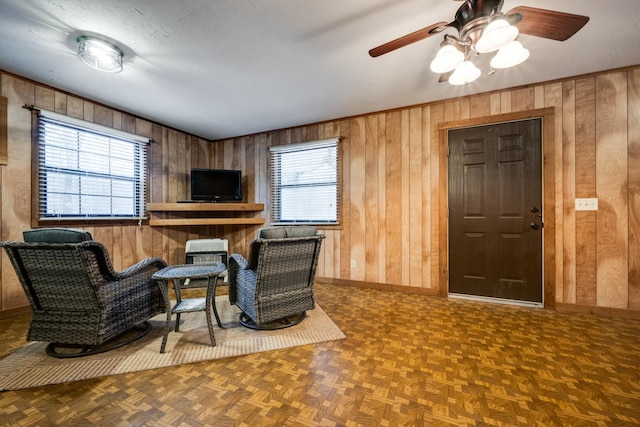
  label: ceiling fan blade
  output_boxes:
[369,21,448,57]
[508,6,589,41]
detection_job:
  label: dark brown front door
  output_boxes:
[448,119,542,303]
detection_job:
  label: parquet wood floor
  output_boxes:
[1,283,640,426]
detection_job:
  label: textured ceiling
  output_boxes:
[0,0,638,140]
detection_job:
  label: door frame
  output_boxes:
[438,107,557,309]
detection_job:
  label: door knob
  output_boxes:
[530,222,541,231]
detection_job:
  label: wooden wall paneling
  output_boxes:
[150,124,164,261]
[629,69,640,310]
[574,77,597,305]
[135,118,154,260]
[66,96,84,119]
[421,107,432,289]
[384,111,402,285]
[375,114,387,283]
[53,91,66,115]
[408,107,423,287]
[236,137,249,254]
[431,104,445,295]
[490,92,502,115]
[500,91,511,114]
[534,86,546,110]
[112,225,125,271]
[595,72,629,308]
[511,87,535,112]
[544,82,565,302]
[562,81,577,303]
[82,100,94,122]
[113,111,122,130]
[257,133,268,211]
[339,119,350,280]
[400,110,410,286]
[541,108,557,308]
[460,97,470,120]
[241,134,257,255]
[167,129,181,264]
[1,96,8,165]
[94,104,113,127]
[349,116,366,281]
[444,100,461,122]
[364,114,380,283]
[1,76,34,310]
[176,132,187,201]
[469,94,492,119]
[34,85,54,111]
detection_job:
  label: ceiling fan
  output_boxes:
[369,0,589,85]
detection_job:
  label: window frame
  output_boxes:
[34,109,150,224]
[268,137,341,226]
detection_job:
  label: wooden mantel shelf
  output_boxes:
[147,202,265,226]
[147,202,264,212]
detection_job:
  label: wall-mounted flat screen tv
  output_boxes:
[190,168,242,202]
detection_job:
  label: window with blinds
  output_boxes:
[269,137,340,225]
[37,110,149,220]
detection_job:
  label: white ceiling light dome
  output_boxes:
[475,18,519,53]
[77,36,123,73]
[490,41,530,69]
[430,44,465,74]
[448,60,481,85]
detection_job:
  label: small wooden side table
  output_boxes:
[152,263,226,353]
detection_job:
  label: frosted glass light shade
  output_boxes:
[430,44,464,73]
[448,61,481,85]
[490,41,530,69]
[77,36,123,73]
[475,19,519,53]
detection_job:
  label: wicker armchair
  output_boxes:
[228,226,324,329]
[0,228,167,357]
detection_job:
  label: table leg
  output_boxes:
[172,278,182,332]
[157,279,172,354]
[205,275,218,346]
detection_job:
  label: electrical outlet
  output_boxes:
[350,259,356,269]
[575,198,598,211]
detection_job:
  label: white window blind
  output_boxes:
[269,137,339,225]
[37,110,149,220]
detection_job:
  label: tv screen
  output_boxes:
[190,168,242,202]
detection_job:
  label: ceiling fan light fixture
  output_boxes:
[490,41,530,69]
[77,36,123,73]
[430,44,464,73]
[475,19,519,53]
[448,60,481,85]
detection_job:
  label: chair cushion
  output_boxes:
[257,226,317,239]
[23,228,93,243]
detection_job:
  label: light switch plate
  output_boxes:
[575,198,598,211]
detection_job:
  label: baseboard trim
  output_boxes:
[0,305,30,320]
[556,302,640,320]
[316,277,439,296]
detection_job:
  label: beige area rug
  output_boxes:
[0,297,345,391]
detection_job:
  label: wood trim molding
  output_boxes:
[0,305,30,320]
[317,277,439,296]
[0,96,7,165]
[437,107,557,308]
[556,302,640,320]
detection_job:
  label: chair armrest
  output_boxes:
[228,253,249,304]
[229,253,248,271]
[117,257,168,278]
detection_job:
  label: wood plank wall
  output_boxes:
[1,67,639,315]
